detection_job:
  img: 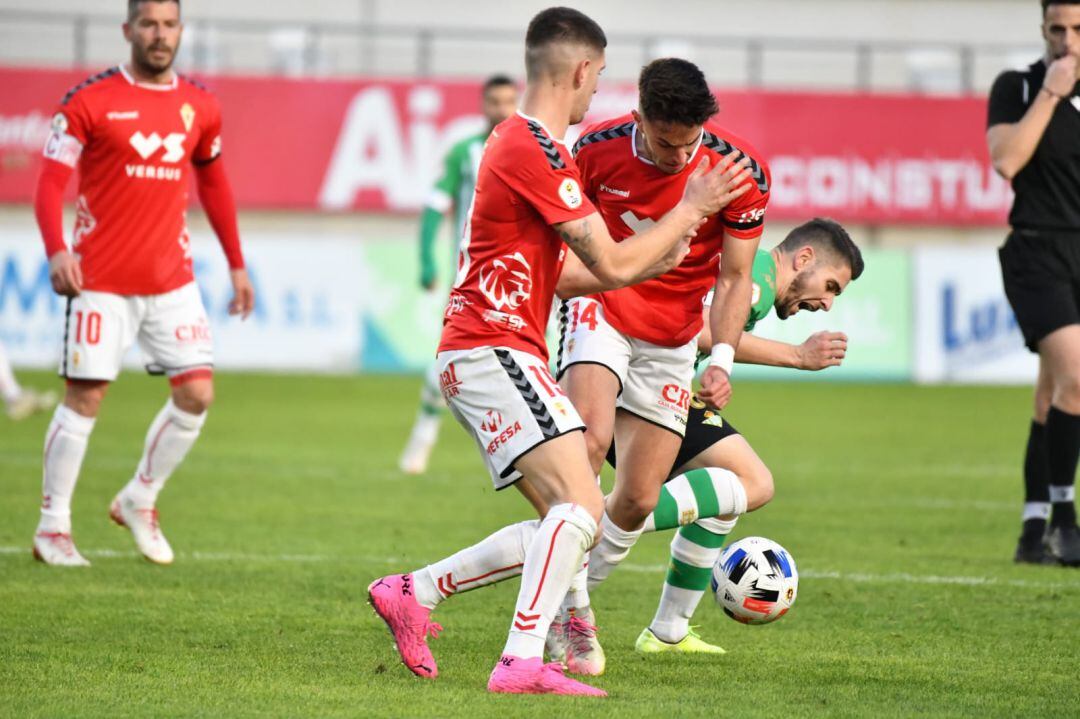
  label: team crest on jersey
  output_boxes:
[558,178,583,210]
[751,283,761,305]
[478,252,532,311]
[180,103,195,132]
[50,113,68,133]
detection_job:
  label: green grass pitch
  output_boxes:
[2,371,1079,717]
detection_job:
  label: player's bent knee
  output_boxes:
[63,379,109,417]
[171,381,214,415]
[745,466,775,511]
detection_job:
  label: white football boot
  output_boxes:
[563,606,606,676]
[109,493,174,565]
[6,389,58,421]
[32,530,91,566]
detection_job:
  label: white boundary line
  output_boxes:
[3,546,1078,590]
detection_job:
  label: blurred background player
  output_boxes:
[548,57,764,673]
[0,340,56,420]
[31,0,253,566]
[368,6,749,697]
[990,0,1080,566]
[399,74,518,475]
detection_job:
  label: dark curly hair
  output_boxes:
[638,58,719,127]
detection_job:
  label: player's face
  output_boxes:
[1043,5,1080,63]
[634,113,703,175]
[570,51,605,126]
[776,260,852,320]
[482,84,519,129]
[124,1,183,76]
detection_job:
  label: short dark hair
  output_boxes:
[779,218,864,280]
[638,58,719,127]
[525,7,607,78]
[482,74,516,94]
[128,0,180,22]
[1043,0,1080,14]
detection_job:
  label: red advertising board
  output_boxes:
[0,66,1009,225]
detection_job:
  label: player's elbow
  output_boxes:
[991,159,1018,182]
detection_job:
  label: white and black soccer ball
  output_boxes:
[711,536,798,625]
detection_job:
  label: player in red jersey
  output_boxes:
[540,58,771,673]
[30,0,252,566]
[367,8,752,697]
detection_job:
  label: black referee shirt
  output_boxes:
[988,59,1080,233]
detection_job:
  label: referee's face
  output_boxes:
[1043,5,1080,63]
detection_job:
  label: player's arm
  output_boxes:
[419,146,463,290]
[987,57,1076,180]
[735,331,847,370]
[193,104,253,319]
[555,217,706,299]
[34,108,87,297]
[554,155,751,289]
[699,233,760,407]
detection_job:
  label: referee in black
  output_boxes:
[991,0,1080,566]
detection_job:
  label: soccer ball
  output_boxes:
[711,536,798,624]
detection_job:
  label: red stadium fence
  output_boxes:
[0,66,1008,226]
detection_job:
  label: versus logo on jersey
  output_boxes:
[751,283,762,305]
[478,253,532,311]
[129,131,186,163]
[737,208,766,224]
[558,178,583,210]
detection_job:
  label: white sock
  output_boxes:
[120,399,206,509]
[650,516,736,643]
[40,404,96,532]
[412,520,537,610]
[586,511,645,591]
[1022,502,1051,521]
[503,503,597,659]
[559,558,591,614]
[0,342,21,404]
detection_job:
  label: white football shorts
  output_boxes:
[436,346,585,489]
[556,297,696,435]
[59,281,213,384]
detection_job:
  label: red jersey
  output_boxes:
[43,66,224,295]
[573,114,771,347]
[439,112,596,360]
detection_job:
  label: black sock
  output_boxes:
[1045,407,1080,528]
[1021,420,1050,539]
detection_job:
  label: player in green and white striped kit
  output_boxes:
[399,75,518,475]
[628,219,864,654]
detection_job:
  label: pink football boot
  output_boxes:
[488,655,607,696]
[367,574,442,678]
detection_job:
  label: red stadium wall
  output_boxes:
[0,66,1009,226]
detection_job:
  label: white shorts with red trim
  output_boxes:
[436,346,586,489]
[59,282,213,384]
[556,297,696,436]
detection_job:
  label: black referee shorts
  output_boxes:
[605,399,741,480]
[999,230,1080,352]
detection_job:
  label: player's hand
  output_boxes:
[1045,54,1078,97]
[48,251,82,297]
[797,331,848,370]
[698,365,733,409]
[228,268,255,320]
[681,153,752,219]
